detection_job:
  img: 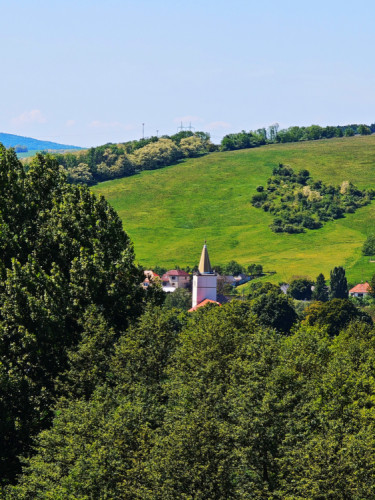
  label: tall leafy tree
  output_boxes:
[287,278,313,300]
[312,273,328,302]
[329,266,348,299]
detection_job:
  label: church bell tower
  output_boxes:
[192,243,217,308]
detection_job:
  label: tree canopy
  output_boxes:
[0,146,147,484]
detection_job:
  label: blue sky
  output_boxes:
[1,0,375,146]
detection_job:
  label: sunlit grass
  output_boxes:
[92,135,375,283]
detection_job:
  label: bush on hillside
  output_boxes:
[252,164,373,234]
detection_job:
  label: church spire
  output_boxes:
[198,243,212,274]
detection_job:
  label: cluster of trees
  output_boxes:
[275,123,373,143]
[287,267,349,303]
[252,164,373,233]
[220,130,267,151]
[40,131,215,185]
[215,260,263,276]
[6,286,375,497]
[220,122,375,151]
[0,146,163,489]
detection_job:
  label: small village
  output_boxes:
[142,243,373,312]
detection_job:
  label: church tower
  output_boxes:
[192,243,217,308]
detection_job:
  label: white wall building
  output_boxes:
[192,244,217,308]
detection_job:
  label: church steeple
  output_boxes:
[192,243,217,308]
[198,243,212,274]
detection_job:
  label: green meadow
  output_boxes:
[92,135,375,284]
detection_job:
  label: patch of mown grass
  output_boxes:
[92,135,375,283]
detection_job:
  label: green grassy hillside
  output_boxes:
[91,135,375,284]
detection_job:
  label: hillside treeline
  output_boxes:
[3,146,375,497]
[21,122,374,187]
[220,122,375,151]
[48,131,215,185]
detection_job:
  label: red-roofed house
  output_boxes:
[188,298,221,312]
[142,270,160,289]
[349,282,371,298]
[162,269,190,291]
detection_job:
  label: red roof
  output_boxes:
[349,282,371,294]
[188,299,221,312]
[144,270,160,278]
[165,269,190,277]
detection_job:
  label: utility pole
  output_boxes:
[156,129,159,138]
[142,123,145,139]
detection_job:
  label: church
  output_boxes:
[189,243,222,311]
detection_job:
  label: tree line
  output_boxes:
[221,122,375,151]
[19,122,375,188]
[32,131,215,185]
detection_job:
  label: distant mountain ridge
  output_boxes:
[0,132,81,151]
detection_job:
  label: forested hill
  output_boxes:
[0,132,81,151]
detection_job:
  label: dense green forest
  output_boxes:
[252,164,374,233]
[3,143,375,497]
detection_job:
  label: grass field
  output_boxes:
[92,135,375,285]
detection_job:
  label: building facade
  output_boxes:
[192,244,217,308]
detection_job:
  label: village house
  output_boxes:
[142,270,160,289]
[349,282,371,298]
[161,269,190,292]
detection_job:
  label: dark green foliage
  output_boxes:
[344,126,355,136]
[312,273,329,301]
[287,278,313,300]
[252,164,372,233]
[220,129,267,151]
[7,307,185,498]
[220,123,374,152]
[330,266,349,299]
[247,263,263,276]
[369,274,375,298]
[248,282,298,333]
[5,298,375,498]
[358,124,372,135]
[0,146,146,484]
[303,298,372,335]
[224,260,244,276]
[362,234,375,256]
[164,287,191,311]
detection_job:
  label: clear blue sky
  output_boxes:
[1,0,374,147]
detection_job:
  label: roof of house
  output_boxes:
[349,282,371,294]
[188,298,221,312]
[144,270,160,279]
[163,269,190,278]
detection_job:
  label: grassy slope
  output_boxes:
[92,136,375,284]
